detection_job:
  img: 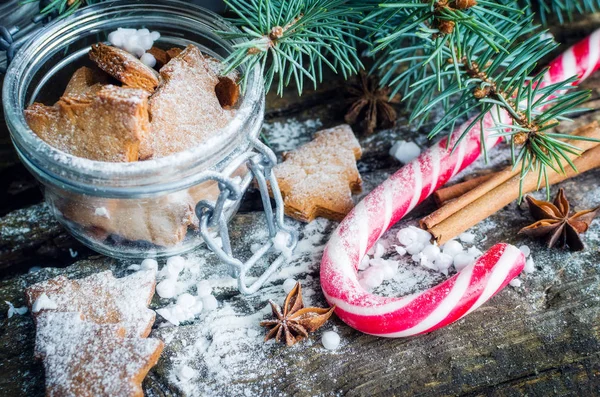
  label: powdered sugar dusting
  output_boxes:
[148,45,234,158]
[25,270,157,337]
[262,118,323,153]
[35,312,162,396]
[147,218,337,395]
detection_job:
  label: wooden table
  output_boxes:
[1,21,600,397]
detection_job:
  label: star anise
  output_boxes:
[345,71,398,135]
[260,282,335,346]
[519,188,599,251]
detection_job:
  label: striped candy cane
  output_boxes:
[320,29,600,337]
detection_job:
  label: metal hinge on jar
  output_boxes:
[196,136,298,295]
[0,2,47,73]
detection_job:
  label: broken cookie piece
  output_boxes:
[166,47,182,60]
[146,47,169,68]
[89,43,159,92]
[63,66,109,97]
[35,312,163,397]
[147,44,233,158]
[203,54,240,109]
[25,85,150,162]
[272,124,363,222]
[215,76,240,109]
[54,189,198,247]
[147,46,186,69]
[97,191,198,247]
[26,270,157,338]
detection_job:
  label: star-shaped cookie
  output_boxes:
[35,312,163,397]
[272,124,362,222]
[26,270,156,338]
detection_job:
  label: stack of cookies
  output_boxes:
[25,41,239,162]
[25,270,163,396]
[21,37,241,249]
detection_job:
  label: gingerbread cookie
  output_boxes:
[215,76,240,109]
[165,47,182,60]
[272,124,362,222]
[25,85,150,162]
[203,54,240,109]
[147,47,187,69]
[89,43,159,92]
[147,47,169,68]
[35,312,163,397]
[92,191,198,247]
[26,270,157,337]
[63,66,109,97]
[148,44,233,158]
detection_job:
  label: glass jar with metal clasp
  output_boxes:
[2,0,297,294]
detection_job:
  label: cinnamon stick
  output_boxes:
[433,173,496,206]
[428,143,600,245]
[421,121,600,230]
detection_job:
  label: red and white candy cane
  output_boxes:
[320,29,600,337]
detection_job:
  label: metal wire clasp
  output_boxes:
[196,136,297,295]
[0,14,49,74]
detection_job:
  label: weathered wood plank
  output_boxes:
[1,17,600,397]
[0,167,598,396]
[0,203,91,277]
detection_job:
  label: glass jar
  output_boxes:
[2,0,267,259]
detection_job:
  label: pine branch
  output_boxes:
[22,0,98,17]
[219,0,366,96]
[366,0,594,198]
[523,0,600,25]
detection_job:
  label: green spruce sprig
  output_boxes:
[22,0,99,17]
[219,0,366,95]
[525,0,600,25]
[365,0,593,198]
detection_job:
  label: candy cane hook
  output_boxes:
[320,29,600,337]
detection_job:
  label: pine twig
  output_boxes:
[22,0,96,17]
[366,0,595,198]
[219,0,367,96]
[524,0,600,25]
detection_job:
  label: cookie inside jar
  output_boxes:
[23,28,245,250]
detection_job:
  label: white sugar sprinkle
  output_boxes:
[272,231,293,259]
[5,301,28,319]
[94,207,110,218]
[523,257,536,274]
[389,140,421,163]
[322,331,341,350]
[202,295,219,311]
[509,278,522,288]
[156,279,177,299]
[140,52,157,68]
[282,278,297,294]
[178,365,197,381]
[519,245,531,258]
[32,293,58,313]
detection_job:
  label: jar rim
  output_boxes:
[2,0,264,194]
